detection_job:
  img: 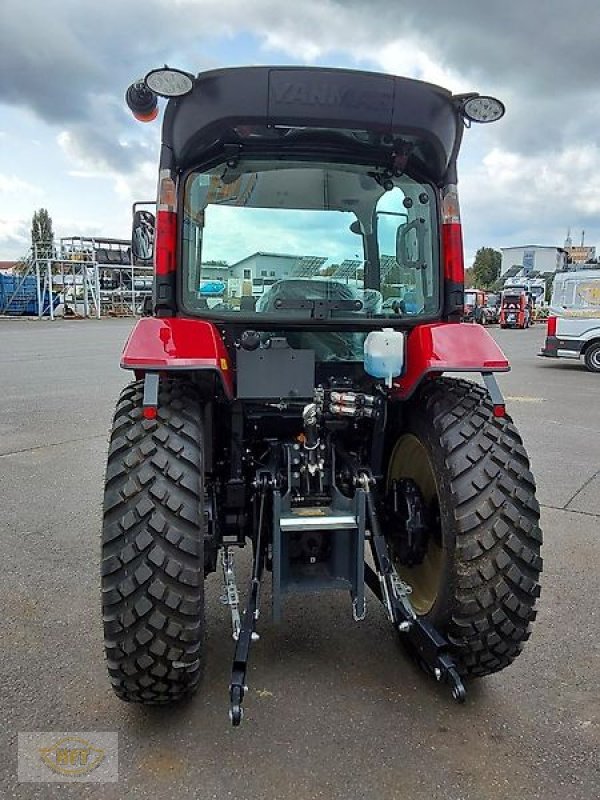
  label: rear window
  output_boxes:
[180,158,440,324]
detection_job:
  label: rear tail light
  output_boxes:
[441,185,464,283]
[155,171,177,276]
[155,210,177,275]
[546,316,557,337]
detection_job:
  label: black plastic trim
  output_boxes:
[539,336,583,357]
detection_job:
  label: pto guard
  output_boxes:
[393,322,509,398]
[121,317,234,398]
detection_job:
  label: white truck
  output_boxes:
[539,269,600,372]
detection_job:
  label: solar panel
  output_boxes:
[380,255,397,280]
[503,265,522,279]
[332,260,362,279]
[291,256,327,277]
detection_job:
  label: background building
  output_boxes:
[565,245,596,264]
[228,252,328,296]
[229,252,301,282]
[500,245,567,276]
[563,229,596,264]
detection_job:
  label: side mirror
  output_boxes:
[396,218,427,269]
[132,210,155,265]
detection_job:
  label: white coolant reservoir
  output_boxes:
[363,328,405,387]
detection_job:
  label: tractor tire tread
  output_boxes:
[102,379,205,703]
[413,377,542,677]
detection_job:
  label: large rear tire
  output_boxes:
[102,380,205,703]
[387,377,542,677]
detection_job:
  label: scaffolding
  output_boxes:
[0,236,153,318]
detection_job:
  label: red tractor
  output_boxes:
[103,66,542,724]
[463,289,486,323]
[499,289,533,329]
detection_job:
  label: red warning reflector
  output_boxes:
[143,406,158,419]
[493,404,506,418]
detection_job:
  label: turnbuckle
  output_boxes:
[220,547,241,641]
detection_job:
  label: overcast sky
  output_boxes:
[1,0,600,264]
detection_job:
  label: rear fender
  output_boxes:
[121,317,233,399]
[393,322,509,399]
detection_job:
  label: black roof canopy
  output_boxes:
[160,66,465,184]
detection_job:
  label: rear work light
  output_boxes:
[155,171,177,276]
[441,185,464,284]
[546,316,557,337]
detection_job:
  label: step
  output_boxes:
[279,507,358,532]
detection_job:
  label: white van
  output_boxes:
[539,269,600,372]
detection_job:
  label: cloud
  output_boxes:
[0,174,42,196]
[0,217,30,259]
[2,0,600,256]
[3,0,593,171]
[457,143,600,262]
[0,0,202,179]
[3,1,600,157]
[113,161,158,207]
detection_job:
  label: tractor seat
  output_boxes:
[257,278,382,316]
[257,279,369,361]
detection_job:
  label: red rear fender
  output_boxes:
[394,322,509,398]
[121,317,233,398]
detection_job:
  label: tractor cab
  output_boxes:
[101,66,541,726]
[129,66,476,332]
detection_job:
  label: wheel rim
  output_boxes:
[387,434,444,615]
[590,348,600,369]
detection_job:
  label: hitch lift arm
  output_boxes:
[359,474,466,703]
[228,477,269,726]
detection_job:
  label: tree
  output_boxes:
[31,208,54,258]
[470,247,501,289]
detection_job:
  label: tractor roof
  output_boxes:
[160,66,464,184]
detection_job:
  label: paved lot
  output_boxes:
[1,318,598,799]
